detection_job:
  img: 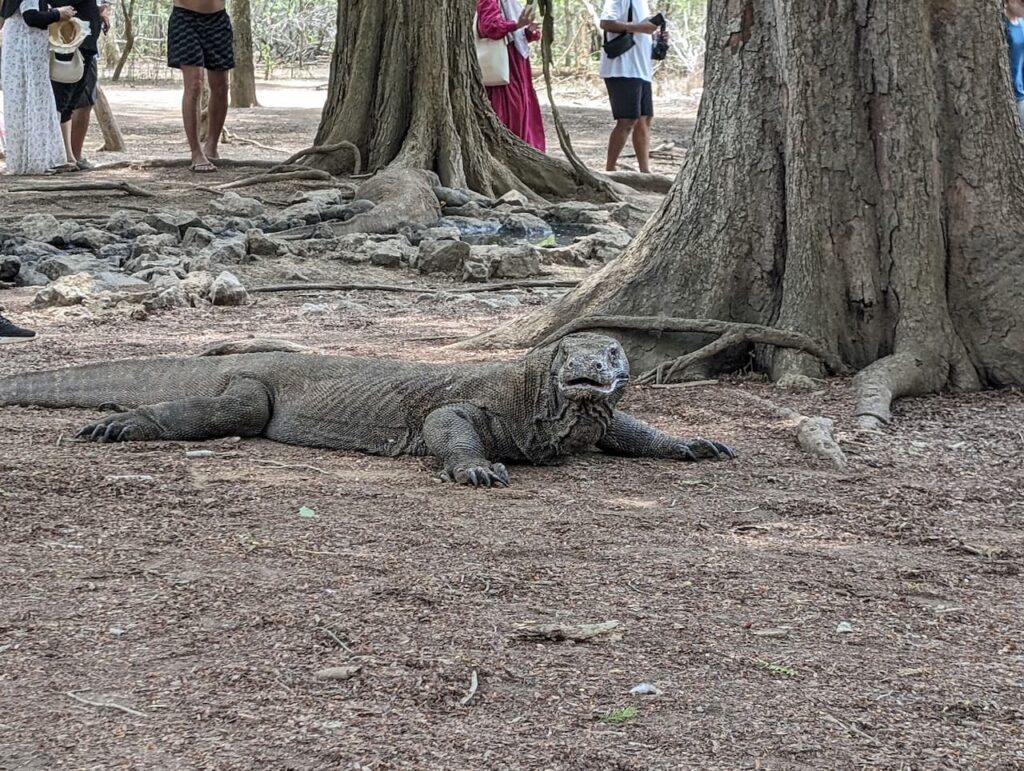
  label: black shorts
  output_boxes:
[604,77,654,121]
[167,7,235,71]
[52,53,98,123]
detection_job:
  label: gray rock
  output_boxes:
[180,271,215,302]
[145,209,205,237]
[131,233,180,260]
[7,240,61,262]
[277,201,322,225]
[288,189,349,208]
[418,226,462,242]
[99,243,132,267]
[494,247,540,278]
[545,201,601,223]
[438,216,503,238]
[127,222,159,238]
[461,254,492,282]
[67,228,120,250]
[200,237,249,266]
[210,191,265,219]
[496,189,530,207]
[31,273,97,307]
[417,239,470,274]
[16,266,50,287]
[369,241,406,268]
[246,229,289,258]
[92,272,149,291]
[454,293,521,310]
[145,285,193,311]
[19,214,61,243]
[208,271,249,306]
[531,242,589,267]
[105,210,144,235]
[182,227,216,251]
[36,254,99,281]
[0,257,20,283]
[501,212,553,241]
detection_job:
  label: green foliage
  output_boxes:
[601,706,640,722]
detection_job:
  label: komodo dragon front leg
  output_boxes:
[75,377,272,443]
[597,411,735,461]
[422,404,510,488]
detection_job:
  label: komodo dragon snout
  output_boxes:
[553,334,630,401]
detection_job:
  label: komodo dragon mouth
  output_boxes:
[560,375,627,396]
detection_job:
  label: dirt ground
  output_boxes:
[2,81,1023,770]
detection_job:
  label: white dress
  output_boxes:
[1,2,67,175]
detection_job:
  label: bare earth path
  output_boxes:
[1,80,1022,770]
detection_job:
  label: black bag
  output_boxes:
[602,2,635,60]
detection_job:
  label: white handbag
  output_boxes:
[474,13,510,87]
[47,18,89,84]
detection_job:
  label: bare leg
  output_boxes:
[70,105,93,162]
[632,116,652,173]
[203,69,230,161]
[422,404,509,488]
[597,410,735,460]
[180,65,213,170]
[606,118,637,172]
[60,121,75,164]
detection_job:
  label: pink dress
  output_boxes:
[476,0,546,152]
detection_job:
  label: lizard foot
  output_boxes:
[673,439,736,461]
[444,462,510,488]
[75,411,161,443]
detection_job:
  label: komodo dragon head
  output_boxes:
[548,333,630,405]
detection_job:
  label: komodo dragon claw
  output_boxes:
[445,463,510,488]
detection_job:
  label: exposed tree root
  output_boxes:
[251,279,580,295]
[730,390,848,469]
[217,169,338,190]
[525,315,849,382]
[852,351,949,431]
[221,130,290,154]
[133,158,293,170]
[602,171,675,194]
[288,142,363,175]
[8,180,154,197]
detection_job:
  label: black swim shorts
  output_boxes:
[167,6,235,71]
[604,77,654,121]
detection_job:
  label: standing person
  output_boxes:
[1006,0,1024,127]
[49,0,101,168]
[475,0,546,152]
[0,0,73,174]
[166,0,233,172]
[599,0,660,173]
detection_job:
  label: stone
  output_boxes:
[288,189,349,207]
[19,214,60,243]
[199,237,249,266]
[131,233,180,260]
[496,189,530,207]
[127,222,159,238]
[31,273,96,307]
[437,216,503,239]
[531,243,589,267]
[418,226,462,242]
[210,191,265,219]
[182,227,216,251]
[180,271,215,302]
[454,293,521,310]
[416,239,470,274]
[105,210,144,235]
[0,257,20,283]
[98,243,132,267]
[144,209,205,237]
[8,240,61,262]
[92,272,149,291]
[36,254,99,281]
[461,254,492,282]
[208,271,249,306]
[501,212,553,241]
[369,241,406,268]
[494,247,540,279]
[16,266,50,287]
[145,285,193,311]
[277,201,322,225]
[67,228,120,250]
[246,229,289,258]
[545,201,600,223]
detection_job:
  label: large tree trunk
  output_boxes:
[311,0,608,200]
[229,0,259,108]
[468,1,1024,426]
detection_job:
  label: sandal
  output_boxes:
[190,161,217,173]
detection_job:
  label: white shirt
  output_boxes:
[599,0,653,81]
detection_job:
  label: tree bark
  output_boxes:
[311,0,609,200]
[94,86,126,152]
[111,0,135,82]
[466,1,1024,421]
[229,0,259,108]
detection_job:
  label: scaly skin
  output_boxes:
[0,333,735,487]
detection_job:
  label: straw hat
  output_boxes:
[47,17,89,53]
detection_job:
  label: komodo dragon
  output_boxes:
[0,333,734,487]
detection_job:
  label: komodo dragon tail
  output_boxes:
[0,356,239,410]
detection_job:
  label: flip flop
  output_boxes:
[190,161,217,173]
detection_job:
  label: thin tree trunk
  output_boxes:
[464,1,1024,423]
[312,0,608,200]
[94,86,126,152]
[229,0,258,108]
[111,0,135,82]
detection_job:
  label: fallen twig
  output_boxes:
[221,130,289,154]
[66,690,146,717]
[730,389,848,468]
[514,620,621,642]
[9,180,154,197]
[460,670,479,706]
[253,459,332,475]
[251,279,580,295]
[133,157,291,170]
